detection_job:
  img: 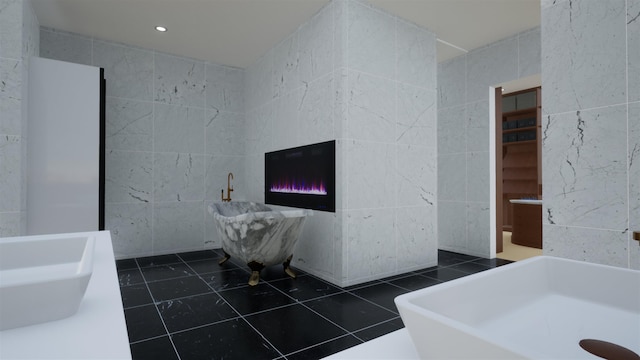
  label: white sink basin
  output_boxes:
[395,256,640,359]
[0,233,95,330]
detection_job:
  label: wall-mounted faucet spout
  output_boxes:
[221,172,234,202]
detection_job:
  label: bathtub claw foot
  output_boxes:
[284,266,297,279]
[218,252,231,265]
[248,271,260,286]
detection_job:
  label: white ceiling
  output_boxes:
[31,0,540,69]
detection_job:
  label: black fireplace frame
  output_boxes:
[265,140,335,212]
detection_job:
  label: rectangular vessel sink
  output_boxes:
[0,233,95,330]
[395,256,640,359]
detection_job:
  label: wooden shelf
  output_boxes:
[503,126,537,134]
[502,108,537,117]
[503,140,537,146]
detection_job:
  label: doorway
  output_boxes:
[495,86,543,261]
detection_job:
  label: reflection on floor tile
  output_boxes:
[117,249,512,359]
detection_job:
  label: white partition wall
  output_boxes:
[27,56,104,235]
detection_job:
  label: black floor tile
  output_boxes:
[157,293,239,333]
[130,336,179,360]
[259,264,303,282]
[141,263,196,282]
[437,250,480,266]
[285,335,363,360]
[185,258,232,275]
[120,283,154,308]
[116,258,139,271]
[304,292,397,332]
[118,268,145,286]
[200,268,251,291]
[176,250,218,262]
[421,267,470,281]
[269,274,342,301]
[136,254,183,268]
[349,282,408,313]
[172,318,281,360]
[353,317,405,342]
[123,304,166,343]
[387,274,442,291]
[219,283,296,315]
[448,261,492,274]
[147,276,213,302]
[246,304,347,355]
[473,257,513,267]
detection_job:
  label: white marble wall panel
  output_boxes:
[466,202,490,257]
[206,63,244,113]
[1,58,21,100]
[438,201,467,253]
[518,27,541,79]
[299,3,333,84]
[299,73,334,145]
[153,103,205,153]
[629,102,639,268]
[245,50,273,110]
[154,53,206,107]
[396,83,436,146]
[544,225,629,268]
[543,105,627,230]
[243,154,264,203]
[272,33,299,99]
[333,0,347,71]
[396,206,437,271]
[106,203,152,258]
[0,91,20,135]
[0,0,22,60]
[105,150,152,204]
[272,89,301,150]
[466,151,490,203]
[0,135,20,211]
[438,153,466,202]
[105,98,153,151]
[333,69,348,139]
[39,28,91,66]
[94,41,153,101]
[541,0,626,115]
[22,0,38,58]
[437,105,465,155]
[346,140,395,209]
[153,201,204,254]
[347,0,395,79]
[346,71,396,142]
[346,208,396,281]
[0,211,20,237]
[466,100,489,152]
[205,155,246,202]
[437,56,466,109]
[245,103,273,155]
[396,144,436,207]
[467,38,518,103]
[397,20,436,90]
[630,0,640,103]
[153,153,205,202]
[293,211,336,278]
[205,110,244,156]
[204,202,221,249]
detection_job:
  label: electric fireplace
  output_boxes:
[265,140,335,212]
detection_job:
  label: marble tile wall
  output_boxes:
[244,0,438,287]
[39,28,245,258]
[437,27,540,258]
[0,0,38,237]
[542,0,639,269]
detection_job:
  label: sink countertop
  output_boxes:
[0,231,131,359]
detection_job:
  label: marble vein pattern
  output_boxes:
[543,105,627,230]
[293,210,336,278]
[0,135,21,211]
[466,37,518,103]
[272,33,299,100]
[396,206,437,271]
[438,201,467,254]
[518,27,541,78]
[155,53,206,107]
[0,58,21,101]
[205,110,244,156]
[153,103,205,154]
[346,208,395,281]
[272,89,301,151]
[105,98,153,151]
[0,89,20,135]
[466,100,490,153]
[105,150,152,204]
[438,153,466,202]
[205,63,244,113]
[153,153,205,203]
[396,144,436,207]
[629,0,640,102]
[93,41,154,101]
[397,19,437,89]
[629,102,640,254]
[347,71,396,142]
[0,0,22,60]
[437,105,466,155]
[346,141,395,209]
[437,56,466,109]
[543,225,629,268]
[39,28,91,66]
[209,202,311,268]
[106,203,152,258]
[541,0,626,114]
[298,3,333,85]
[396,83,436,146]
[299,73,334,145]
[154,201,204,254]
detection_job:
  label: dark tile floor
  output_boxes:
[116,249,513,360]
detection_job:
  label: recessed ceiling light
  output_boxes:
[155,26,167,32]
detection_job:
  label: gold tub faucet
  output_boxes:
[221,172,234,202]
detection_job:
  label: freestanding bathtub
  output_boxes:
[208,201,312,285]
